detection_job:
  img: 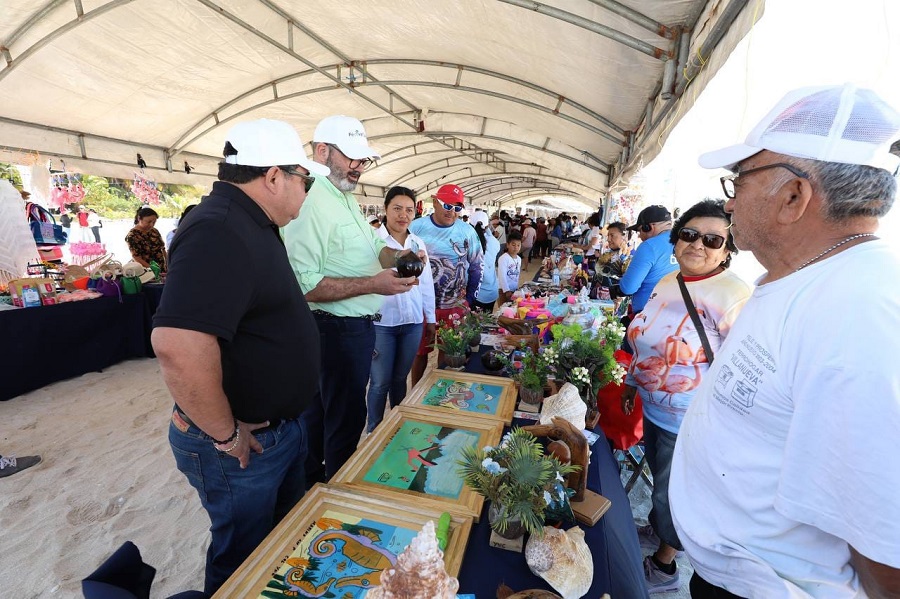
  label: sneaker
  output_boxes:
[0,455,42,479]
[637,524,684,557]
[643,555,680,593]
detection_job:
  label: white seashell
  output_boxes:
[367,520,459,599]
[539,383,586,430]
[525,526,593,599]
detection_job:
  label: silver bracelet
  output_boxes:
[214,425,241,453]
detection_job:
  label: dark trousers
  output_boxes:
[690,572,747,599]
[303,313,376,485]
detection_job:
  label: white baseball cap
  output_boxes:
[699,84,900,173]
[469,210,490,228]
[367,214,381,224]
[223,119,329,176]
[313,115,381,160]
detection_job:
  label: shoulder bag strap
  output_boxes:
[676,272,714,364]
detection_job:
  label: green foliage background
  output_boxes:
[0,163,205,218]
[81,176,205,219]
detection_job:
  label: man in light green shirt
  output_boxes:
[283,115,417,487]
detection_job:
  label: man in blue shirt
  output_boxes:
[619,205,679,352]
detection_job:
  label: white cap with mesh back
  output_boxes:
[313,115,381,160]
[699,84,900,173]
[223,119,330,176]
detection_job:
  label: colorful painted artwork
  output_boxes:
[260,510,417,598]
[361,419,480,498]
[421,378,507,416]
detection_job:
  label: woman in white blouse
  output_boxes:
[366,187,436,432]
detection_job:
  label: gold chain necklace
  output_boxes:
[795,233,876,271]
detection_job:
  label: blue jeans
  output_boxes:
[169,414,307,595]
[303,314,376,484]
[643,417,683,551]
[366,322,423,432]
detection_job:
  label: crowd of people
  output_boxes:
[143,83,899,598]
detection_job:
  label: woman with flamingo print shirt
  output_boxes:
[620,200,751,592]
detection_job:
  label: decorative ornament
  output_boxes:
[367,520,458,599]
[524,526,593,599]
[539,383,586,430]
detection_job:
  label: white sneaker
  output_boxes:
[643,555,680,593]
[636,524,684,557]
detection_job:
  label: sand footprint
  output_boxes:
[65,497,126,525]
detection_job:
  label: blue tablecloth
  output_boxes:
[1,284,166,401]
[454,349,649,598]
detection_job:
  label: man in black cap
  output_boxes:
[618,205,679,348]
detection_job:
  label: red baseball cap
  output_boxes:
[432,184,465,205]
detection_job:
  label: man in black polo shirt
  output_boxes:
[151,119,329,595]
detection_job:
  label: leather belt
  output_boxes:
[311,309,381,322]
[173,406,283,436]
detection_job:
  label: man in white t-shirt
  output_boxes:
[669,84,900,598]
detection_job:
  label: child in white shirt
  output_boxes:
[497,231,522,304]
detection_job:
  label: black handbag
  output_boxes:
[26,202,67,245]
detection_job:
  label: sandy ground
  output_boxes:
[0,359,209,598]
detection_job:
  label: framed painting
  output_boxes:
[331,406,503,521]
[213,484,472,598]
[400,370,517,424]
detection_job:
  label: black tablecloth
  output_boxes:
[454,349,649,599]
[0,285,166,401]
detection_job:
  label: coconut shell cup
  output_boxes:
[395,252,425,278]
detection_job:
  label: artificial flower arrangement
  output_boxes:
[544,322,628,414]
[499,344,554,395]
[432,312,474,357]
[457,428,579,537]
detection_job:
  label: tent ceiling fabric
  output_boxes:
[0,0,761,208]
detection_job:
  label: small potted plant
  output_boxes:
[433,318,472,369]
[457,428,579,540]
[545,322,628,427]
[501,345,553,409]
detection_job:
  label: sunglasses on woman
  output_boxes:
[677,227,726,249]
[439,201,464,213]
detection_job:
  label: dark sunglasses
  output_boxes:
[677,227,726,249]
[439,201,464,213]
[280,167,316,193]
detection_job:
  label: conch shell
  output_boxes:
[524,526,593,599]
[367,520,459,599]
[539,383,586,430]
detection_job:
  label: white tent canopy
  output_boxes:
[0,0,761,210]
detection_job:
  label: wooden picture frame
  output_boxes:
[214,484,473,598]
[400,370,517,424]
[331,406,503,521]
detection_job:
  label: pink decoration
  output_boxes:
[131,172,160,205]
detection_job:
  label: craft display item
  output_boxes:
[456,427,579,537]
[331,406,503,520]
[213,485,472,598]
[367,520,459,599]
[7,278,57,307]
[394,251,425,278]
[25,202,67,245]
[524,526,594,599]
[402,371,517,424]
[538,383,586,431]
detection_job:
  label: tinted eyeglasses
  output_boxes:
[280,167,316,193]
[326,144,374,170]
[677,227,726,249]
[720,163,809,199]
[439,201,464,213]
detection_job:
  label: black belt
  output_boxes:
[311,309,381,322]
[174,406,284,435]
